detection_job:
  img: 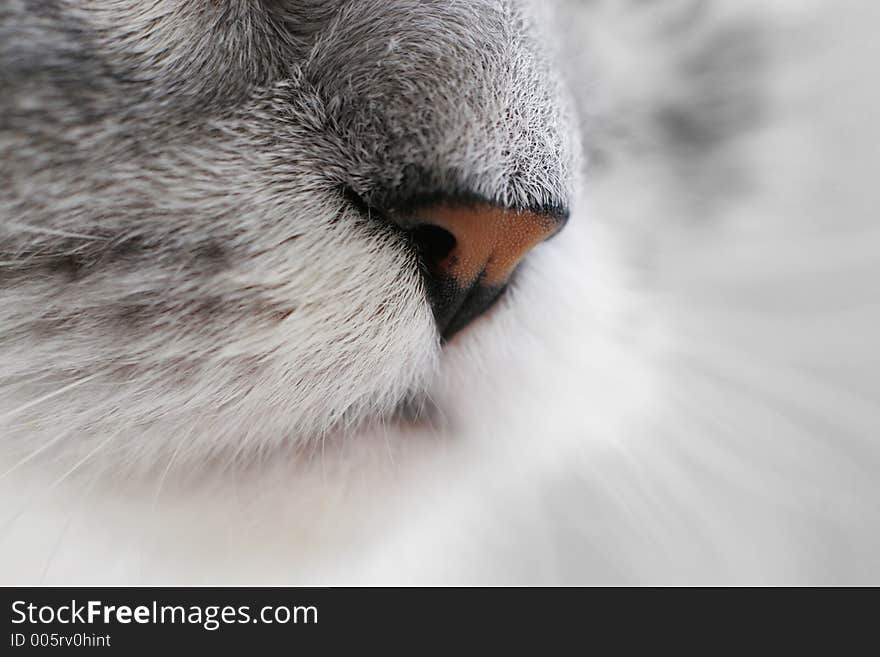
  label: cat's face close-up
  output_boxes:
[1,0,575,469]
[2,0,879,586]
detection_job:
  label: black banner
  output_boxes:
[0,587,872,651]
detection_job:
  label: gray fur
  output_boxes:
[0,0,575,469]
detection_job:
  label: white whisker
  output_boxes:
[5,223,107,241]
[130,432,191,583]
[0,373,100,422]
[0,427,74,482]
[0,373,105,481]
[0,430,119,535]
[39,504,75,584]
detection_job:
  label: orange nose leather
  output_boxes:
[410,203,566,337]
[417,204,564,287]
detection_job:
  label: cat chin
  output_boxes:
[1,336,441,481]
[0,221,441,477]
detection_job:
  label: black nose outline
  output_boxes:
[419,271,506,339]
[341,187,568,340]
[404,202,568,340]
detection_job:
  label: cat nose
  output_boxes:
[406,203,567,339]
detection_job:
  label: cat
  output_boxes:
[1,0,878,584]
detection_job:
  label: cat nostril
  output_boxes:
[409,224,457,267]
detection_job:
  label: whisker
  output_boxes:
[0,430,120,535]
[5,223,108,241]
[130,430,192,583]
[0,373,100,422]
[0,426,76,482]
[0,373,106,482]
[39,503,75,584]
[152,433,188,506]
